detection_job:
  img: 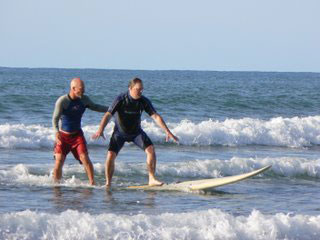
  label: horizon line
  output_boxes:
[0,65,319,74]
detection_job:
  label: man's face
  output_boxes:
[130,82,144,99]
[73,82,85,98]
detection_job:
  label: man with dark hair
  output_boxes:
[52,77,108,185]
[92,77,178,187]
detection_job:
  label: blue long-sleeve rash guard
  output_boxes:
[52,94,107,133]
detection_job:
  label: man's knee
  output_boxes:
[145,145,155,155]
[79,153,91,165]
[54,154,65,165]
[107,151,117,161]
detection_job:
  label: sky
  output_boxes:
[1,0,319,72]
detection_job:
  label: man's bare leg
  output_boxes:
[145,145,163,186]
[79,153,95,185]
[105,151,117,188]
[53,153,66,183]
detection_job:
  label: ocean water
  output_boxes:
[0,67,320,240]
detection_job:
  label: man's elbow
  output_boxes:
[151,113,161,121]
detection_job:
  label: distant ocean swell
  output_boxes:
[1,209,319,240]
[1,115,320,148]
[1,157,319,188]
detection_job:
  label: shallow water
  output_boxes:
[0,67,320,239]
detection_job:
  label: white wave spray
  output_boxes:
[1,156,319,188]
[2,116,320,149]
[1,209,319,240]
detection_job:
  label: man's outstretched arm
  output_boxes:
[84,96,108,112]
[92,112,113,140]
[151,113,179,143]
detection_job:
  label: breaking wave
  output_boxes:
[1,209,319,240]
[1,156,318,188]
[1,115,320,149]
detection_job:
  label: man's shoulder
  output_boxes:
[57,94,68,99]
[114,92,127,101]
[119,92,127,98]
[140,95,156,114]
[140,95,152,104]
[108,92,127,113]
[56,94,70,104]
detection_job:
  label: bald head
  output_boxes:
[70,77,84,88]
[69,77,85,99]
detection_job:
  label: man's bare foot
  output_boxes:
[105,183,111,189]
[53,178,61,184]
[148,179,164,186]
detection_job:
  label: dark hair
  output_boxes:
[128,77,143,88]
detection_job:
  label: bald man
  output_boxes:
[52,78,108,185]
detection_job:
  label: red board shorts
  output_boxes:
[54,130,88,164]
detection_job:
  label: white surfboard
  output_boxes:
[127,165,271,191]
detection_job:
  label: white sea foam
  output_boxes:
[0,123,114,149]
[0,209,319,240]
[165,116,320,147]
[1,116,320,149]
[0,123,54,149]
[1,156,319,188]
[123,156,320,179]
[0,164,102,188]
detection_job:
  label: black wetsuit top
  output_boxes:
[108,92,156,135]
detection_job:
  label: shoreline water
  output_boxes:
[1,68,319,239]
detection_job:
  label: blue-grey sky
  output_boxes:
[1,0,319,72]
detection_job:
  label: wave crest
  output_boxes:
[1,157,319,188]
[1,115,320,149]
[1,209,319,240]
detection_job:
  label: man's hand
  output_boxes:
[151,113,179,144]
[166,131,179,143]
[92,130,105,140]
[92,112,111,140]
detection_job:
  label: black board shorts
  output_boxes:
[108,130,153,154]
